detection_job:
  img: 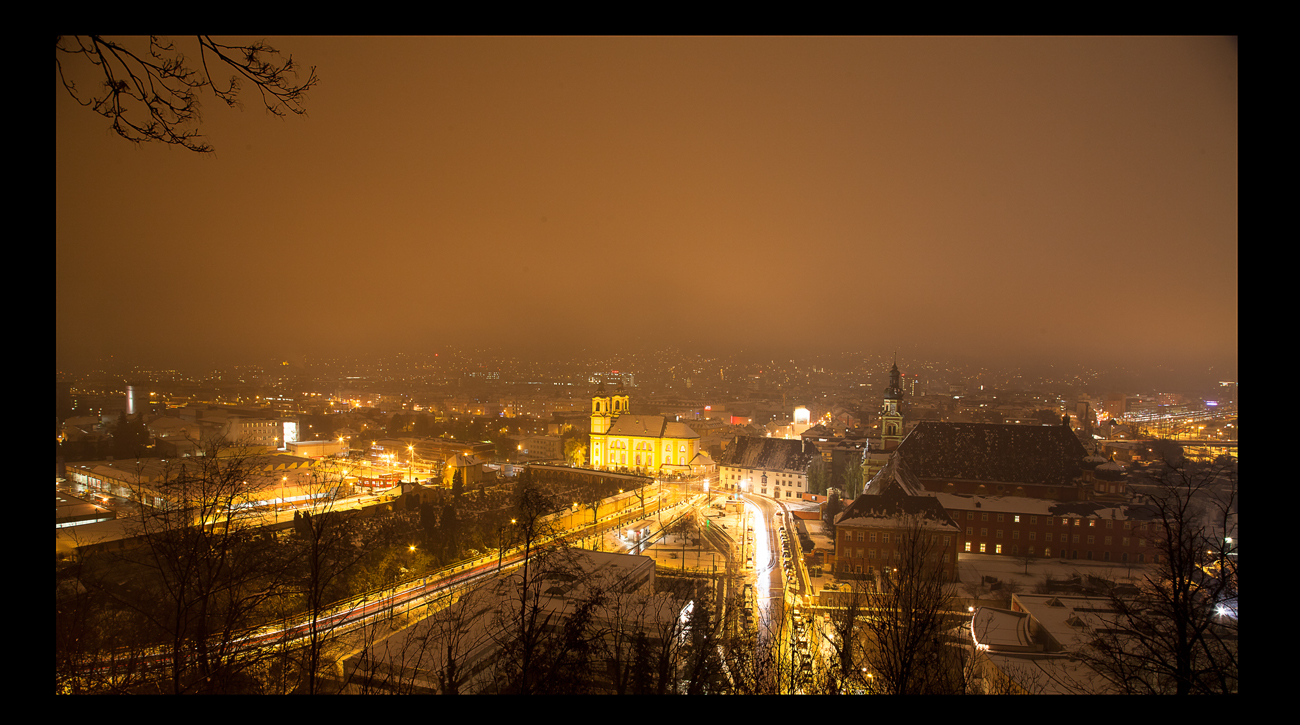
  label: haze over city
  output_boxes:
[57,36,1236,378]
[56,36,1237,696]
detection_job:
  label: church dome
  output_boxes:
[1095,457,1125,481]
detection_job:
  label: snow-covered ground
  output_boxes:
[957,552,1148,594]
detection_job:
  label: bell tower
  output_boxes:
[612,377,630,417]
[591,381,613,435]
[882,357,904,448]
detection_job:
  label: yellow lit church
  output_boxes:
[588,380,711,474]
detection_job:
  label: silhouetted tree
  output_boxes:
[1075,454,1238,694]
[808,456,830,496]
[77,441,293,693]
[629,632,654,694]
[855,514,965,694]
[288,459,376,694]
[842,455,865,500]
[682,592,725,694]
[57,36,317,153]
[824,490,844,532]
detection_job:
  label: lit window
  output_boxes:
[995,544,1002,554]
[979,544,986,553]
[965,542,972,552]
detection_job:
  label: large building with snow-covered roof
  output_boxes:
[892,421,1095,501]
[833,457,961,582]
[854,421,1155,564]
[934,491,1162,564]
[716,435,820,498]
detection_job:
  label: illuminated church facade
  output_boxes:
[588,381,705,473]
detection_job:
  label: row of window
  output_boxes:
[842,556,950,575]
[722,469,804,482]
[605,440,689,453]
[963,528,1145,547]
[842,532,953,544]
[961,542,1149,562]
[959,511,1145,530]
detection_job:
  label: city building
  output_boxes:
[716,436,819,499]
[833,457,961,581]
[64,454,330,513]
[520,434,563,461]
[936,491,1160,563]
[588,381,703,473]
[891,421,1093,501]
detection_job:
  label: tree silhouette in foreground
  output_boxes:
[1076,454,1238,694]
[57,35,317,153]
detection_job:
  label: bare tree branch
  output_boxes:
[57,35,317,153]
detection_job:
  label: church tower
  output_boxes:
[611,377,630,417]
[591,380,613,435]
[882,359,905,447]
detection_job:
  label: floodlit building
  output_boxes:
[588,380,704,474]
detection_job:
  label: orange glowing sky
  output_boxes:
[56,36,1237,373]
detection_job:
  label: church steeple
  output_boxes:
[882,356,904,446]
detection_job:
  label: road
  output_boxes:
[80,486,701,682]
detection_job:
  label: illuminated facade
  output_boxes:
[589,381,701,472]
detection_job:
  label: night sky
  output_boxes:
[56,37,1237,375]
